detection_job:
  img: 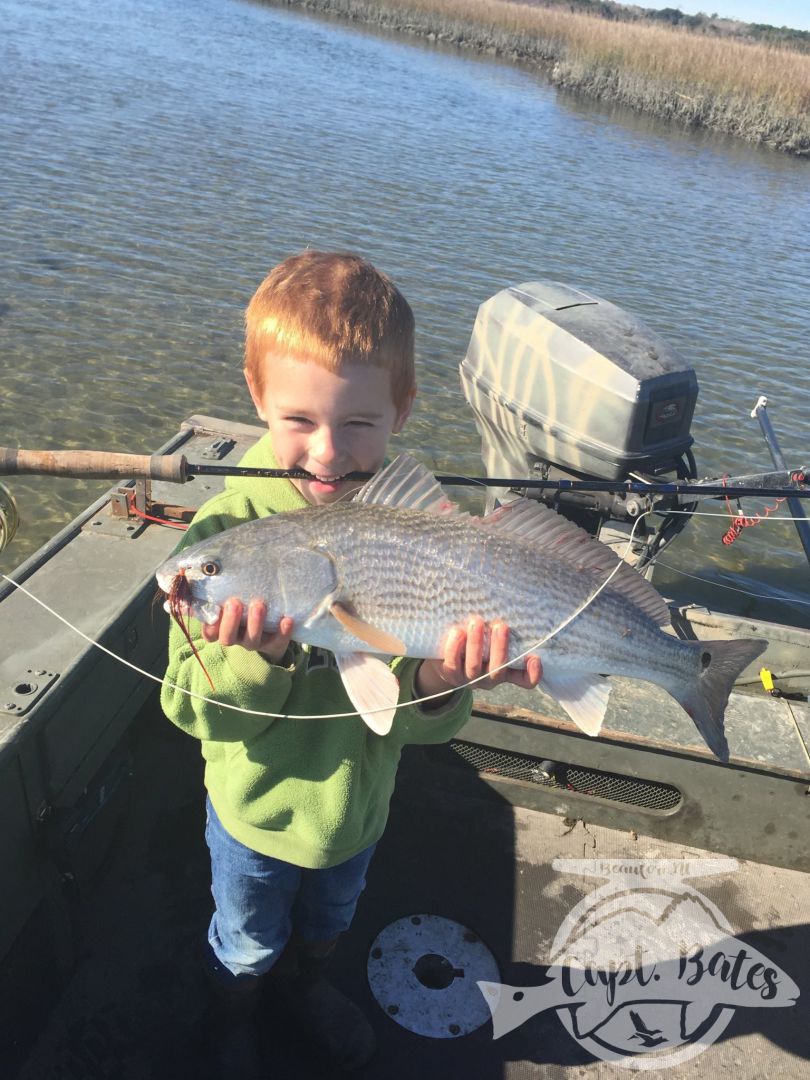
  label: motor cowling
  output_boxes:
[459,281,698,543]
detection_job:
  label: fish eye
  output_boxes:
[201,560,221,577]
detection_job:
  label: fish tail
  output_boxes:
[668,638,767,761]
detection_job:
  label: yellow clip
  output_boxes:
[759,667,775,692]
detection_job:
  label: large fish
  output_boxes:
[156,455,766,758]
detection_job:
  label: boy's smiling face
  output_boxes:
[246,352,413,506]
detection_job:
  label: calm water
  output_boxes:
[2,0,809,622]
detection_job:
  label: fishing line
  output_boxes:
[653,507,808,520]
[649,559,810,606]
[0,513,650,722]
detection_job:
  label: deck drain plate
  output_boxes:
[367,914,500,1038]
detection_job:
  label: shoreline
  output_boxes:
[268,0,810,156]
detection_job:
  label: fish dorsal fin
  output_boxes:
[482,499,671,627]
[330,602,407,655]
[353,454,459,515]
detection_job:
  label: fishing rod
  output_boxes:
[194,465,810,502]
[0,447,807,501]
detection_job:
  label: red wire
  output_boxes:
[126,492,189,530]
[719,473,805,546]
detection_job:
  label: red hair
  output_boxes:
[245,251,415,411]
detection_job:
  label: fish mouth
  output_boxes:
[161,571,221,626]
[155,568,175,593]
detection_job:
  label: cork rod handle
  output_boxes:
[0,448,188,483]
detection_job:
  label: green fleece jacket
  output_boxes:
[160,434,472,868]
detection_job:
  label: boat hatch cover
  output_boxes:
[367,914,500,1038]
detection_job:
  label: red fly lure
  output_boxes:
[166,569,216,692]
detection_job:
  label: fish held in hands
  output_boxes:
[156,455,766,756]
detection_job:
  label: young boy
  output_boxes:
[160,251,541,1073]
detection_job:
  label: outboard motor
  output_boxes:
[460,281,699,567]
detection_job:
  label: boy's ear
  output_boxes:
[244,368,267,422]
[392,386,416,434]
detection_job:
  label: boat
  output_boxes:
[1,282,807,1077]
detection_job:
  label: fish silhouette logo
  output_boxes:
[478,859,799,1069]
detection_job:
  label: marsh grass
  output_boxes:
[275,0,810,154]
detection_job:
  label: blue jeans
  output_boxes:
[204,797,376,978]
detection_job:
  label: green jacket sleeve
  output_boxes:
[390,657,473,745]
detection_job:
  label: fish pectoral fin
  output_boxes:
[329,601,407,655]
[335,652,399,735]
[540,671,611,736]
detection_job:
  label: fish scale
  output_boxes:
[316,505,637,663]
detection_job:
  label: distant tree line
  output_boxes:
[549,1,810,52]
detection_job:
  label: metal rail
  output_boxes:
[751,396,810,561]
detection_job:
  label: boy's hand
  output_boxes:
[200,599,295,664]
[415,617,542,701]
